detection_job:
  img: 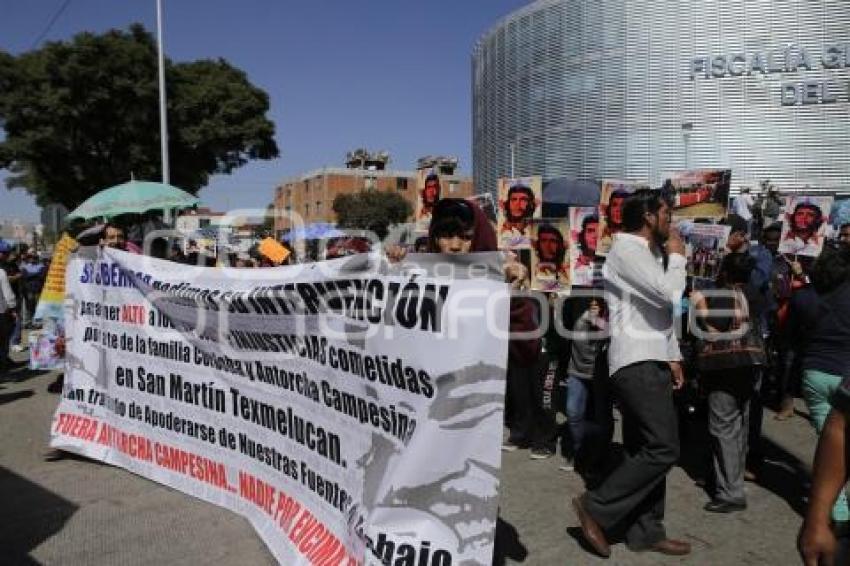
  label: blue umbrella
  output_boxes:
[831,198,850,228]
[281,223,344,242]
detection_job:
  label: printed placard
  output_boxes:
[662,169,731,220]
[677,220,731,281]
[779,195,833,256]
[597,180,649,256]
[415,170,443,233]
[569,207,601,288]
[497,176,543,249]
[530,220,570,292]
[52,249,509,565]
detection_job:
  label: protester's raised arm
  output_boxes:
[799,408,846,565]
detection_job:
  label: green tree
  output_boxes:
[0,24,278,209]
[332,190,412,240]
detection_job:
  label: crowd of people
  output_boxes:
[0,243,47,372]
[390,189,850,560]
[3,187,850,562]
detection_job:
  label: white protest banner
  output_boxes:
[51,248,510,565]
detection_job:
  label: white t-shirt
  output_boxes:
[733,194,755,221]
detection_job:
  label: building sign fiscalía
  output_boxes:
[690,42,850,106]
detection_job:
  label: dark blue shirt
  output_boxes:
[805,282,850,378]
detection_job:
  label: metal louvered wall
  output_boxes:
[472,0,850,199]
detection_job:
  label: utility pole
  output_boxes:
[681,122,693,170]
[156,0,170,185]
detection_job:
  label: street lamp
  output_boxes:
[681,122,693,169]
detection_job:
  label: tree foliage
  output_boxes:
[0,24,278,209]
[332,190,412,240]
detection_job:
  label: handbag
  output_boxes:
[695,288,767,373]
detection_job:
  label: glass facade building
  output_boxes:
[472,0,850,197]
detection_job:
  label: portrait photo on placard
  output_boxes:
[597,180,648,256]
[569,207,601,288]
[530,220,570,292]
[676,220,731,282]
[415,169,442,232]
[662,169,731,220]
[778,195,833,257]
[497,176,542,249]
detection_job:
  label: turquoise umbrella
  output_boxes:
[66,180,201,220]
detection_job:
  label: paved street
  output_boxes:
[1,354,817,565]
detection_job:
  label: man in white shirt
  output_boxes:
[572,189,690,557]
[734,188,754,222]
[0,264,18,373]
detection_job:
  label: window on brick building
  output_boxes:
[396,177,408,191]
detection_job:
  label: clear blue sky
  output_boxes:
[0,0,530,221]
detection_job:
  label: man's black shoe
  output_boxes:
[703,499,747,513]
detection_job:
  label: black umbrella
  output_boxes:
[542,177,601,218]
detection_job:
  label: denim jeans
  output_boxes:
[9,314,21,348]
[566,375,590,457]
[802,369,850,522]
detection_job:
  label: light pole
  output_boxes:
[509,142,516,178]
[681,122,693,169]
[156,0,170,185]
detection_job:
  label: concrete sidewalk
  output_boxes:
[0,356,818,565]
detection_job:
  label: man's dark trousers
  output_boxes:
[583,361,680,549]
[0,312,13,373]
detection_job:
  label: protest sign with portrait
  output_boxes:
[497,176,542,249]
[530,220,570,292]
[779,195,833,257]
[52,248,510,565]
[569,207,601,287]
[415,169,443,232]
[597,180,649,256]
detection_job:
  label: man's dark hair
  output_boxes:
[811,242,850,294]
[578,214,599,254]
[723,214,749,236]
[149,237,168,259]
[104,222,124,235]
[414,236,429,252]
[506,184,536,219]
[535,224,566,265]
[621,189,671,232]
[429,198,475,241]
[762,222,783,237]
[792,202,824,231]
[719,252,755,285]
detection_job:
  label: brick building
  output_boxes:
[272,153,474,235]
